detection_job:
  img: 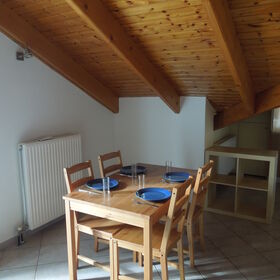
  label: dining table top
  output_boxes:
[63,163,196,225]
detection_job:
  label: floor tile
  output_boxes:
[38,243,67,265]
[263,249,280,269]
[118,252,161,279]
[0,247,39,270]
[226,220,265,236]
[41,227,66,246]
[35,261,69,280]
[229,254,280,280]
[204,212,223,225]
[193,248,227,267]
[155,261,203,280]
[211,236,256,257]
[204,223,235,240]
[0,266,36,280]
[197,259,246,279]
[242,232,280,252]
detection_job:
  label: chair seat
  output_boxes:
[113,223,181,257]
[77,215,122,238]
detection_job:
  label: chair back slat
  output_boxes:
[63,160,94,193]
[98,151,123,177]
[160,177,193,253]
[187,161,214,221]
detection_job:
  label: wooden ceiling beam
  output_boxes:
[0,4,119,113]
[66,0,180,113]
[214,84,280,130]
[204,0,255,114]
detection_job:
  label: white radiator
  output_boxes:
[18,134,82,230]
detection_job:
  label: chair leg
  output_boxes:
[199,214,205,251]
[133,251,137,263]
[113,240,119,279]
[160,255,169,280]
[186,223,195,268]
[109,238,114,280]
[177,239,185,280]
[75,229,80,269]
[138,252,143,267]
[94,237,99,252]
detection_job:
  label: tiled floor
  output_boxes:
[1,188,280,279]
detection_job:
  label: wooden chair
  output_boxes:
[98,150,123,178]
[185,160,214,268]
[63,160,122,274]
[111,177,194,280]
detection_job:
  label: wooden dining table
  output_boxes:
[63,163,196,280]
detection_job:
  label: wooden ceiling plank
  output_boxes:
[204,0,255,113]
[214,84,280,130]
[66,0,180,113]
[0,3,119,113]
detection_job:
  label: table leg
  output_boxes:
[65,200,77,280]
[144,219,152,280]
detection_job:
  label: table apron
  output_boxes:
[70,200,146,227]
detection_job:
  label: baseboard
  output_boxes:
[0,215,65,251]
[0,236,18,251]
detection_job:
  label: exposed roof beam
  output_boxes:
[214,84,280,130]
[204,0,255,114]
[0,4,118,113]
[66,0,180,113]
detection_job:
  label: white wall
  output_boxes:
[0,33,114,243]
[0,32,212,244]
[204,100,231,149]
[114,97,206,170]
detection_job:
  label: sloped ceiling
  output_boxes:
[0,0,280,127]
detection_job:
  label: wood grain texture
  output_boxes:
[214,84,280,129]
[1,0,279,115]
[0,3,119,113]
[204,0,255,113]
[66,0,180,113]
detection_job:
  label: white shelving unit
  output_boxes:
[205,146,278,223]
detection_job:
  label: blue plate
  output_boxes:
[136,188,171,202]
[86,178,119,191]
[164,172,190,182]
[120,165,146,176]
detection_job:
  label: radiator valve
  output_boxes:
[17,224,28,247]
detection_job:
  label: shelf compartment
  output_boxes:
[236,188,266,219]
[210,174,236,187]
[207,183,235,213]
[238,175,268,191]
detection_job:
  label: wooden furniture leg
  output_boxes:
[65,201,77,280]
[177,239,185,280]
[75,229,80,269]
[113,240,119,280]
[133,251,137,262]
[94,237,99,252]
[187,223,194,268]
[109,238,114,280]
[160,255,168,280]
[144,220,152,280]
[199,215,205,251]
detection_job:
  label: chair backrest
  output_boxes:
[63,160,94,193]
[98,150,123,178]
[187,160,214,222]
[160,177,194,253]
